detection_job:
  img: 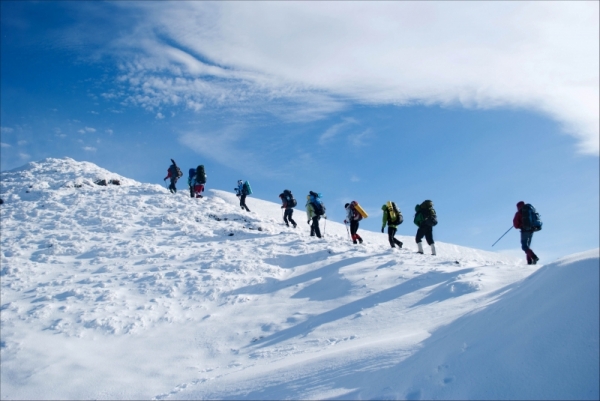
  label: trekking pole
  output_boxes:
[323,218,327,237]
[492,226,513,247]
[345,222,350,239]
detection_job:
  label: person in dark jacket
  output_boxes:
[414,200,437,255]
[235,180,250,212]
[513,201,539,265]
[381,203,403,249]
[163,159,182,193]
[344,202,363,244]
[279,190,297,228]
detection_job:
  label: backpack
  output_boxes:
[188,168,196,186]
[195,165,207,184]
[169,164,182,179]
[521,204,542,232]
[282,190,297,208]
[243,181,253,195]
[386,201,403,225]
[414,200,437,227]
[309,191,325,216]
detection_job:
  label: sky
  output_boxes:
[1,1,599,261]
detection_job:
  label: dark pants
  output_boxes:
[310,217,321,238]
[520,231,538,264]
[168,178,177,193]
[284,209,296,226]
[416,224,434,245]
[239,194,250,211]
[350,220,362,243]
[387,227,403,248]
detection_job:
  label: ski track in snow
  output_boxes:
[1,158,597,400]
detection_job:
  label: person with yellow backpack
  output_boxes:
[381,201,403,249]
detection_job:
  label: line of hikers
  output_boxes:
[164,159,541,264]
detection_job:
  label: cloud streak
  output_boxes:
[79,2,600,154]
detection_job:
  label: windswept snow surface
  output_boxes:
[1,158,598,400]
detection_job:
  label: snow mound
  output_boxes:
[1,158,596,400]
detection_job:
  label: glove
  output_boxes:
[381,227,384,233]
[281,206,284,209]
[307,220,311,224]
[323,215,327,219]
[344,220,347,224]
[164,178,167,181]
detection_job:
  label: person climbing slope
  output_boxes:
[513,201,541,265]
[279,189,297,228]
[187,167,196,198]
[193,165,207,198]
[381,201,403,249]
[344,202,364,244]
[306,191,326,238]
[234,180,251,212]
[414,200,437,255]
[163,159,182,194]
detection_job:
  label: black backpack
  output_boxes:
[282,189,297,208]
[195,165,206,184]
[521,204,543,232]
[309,191,325,216]
[420,200,437,226]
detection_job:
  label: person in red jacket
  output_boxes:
[513,201,539,265]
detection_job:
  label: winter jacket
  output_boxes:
[235,182,247,196]
[513,201,526,230]
[306,202,318,220]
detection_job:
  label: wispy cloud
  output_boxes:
[319,118,357,145]
[348,129,373,148]
[0,142,11,148]
[83,146,97,152]
[1,127,14,133]
[19,152,30,160]
[66,2,599,155]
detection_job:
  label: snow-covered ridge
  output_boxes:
[1,158,597,400]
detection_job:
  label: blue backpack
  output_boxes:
[309,191,325,216]
[188,168,196,186]
[243,181,253,195]
[522,204,543,232]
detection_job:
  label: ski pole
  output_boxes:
[345,222,350,239]
[492,226,513,247]
[323,218,326,237]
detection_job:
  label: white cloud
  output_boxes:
[91,111,99,115]
[348,129,373,148]
[319,118,358,145]
[1,127,14,133]
[83,146,97,152]
[106,129,113,135]
[100,2,599,154]
[78,129,86,134]
[156,112,165,119]
[19,152,30,160]
[17,140,27,146]
[0,142,11,148]
[85,127,96,133]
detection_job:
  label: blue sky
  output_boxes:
[1,1,598,261]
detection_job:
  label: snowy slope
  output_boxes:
[1,158,597,400]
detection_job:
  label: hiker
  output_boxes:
[279,190,297,228]
[414,200,437,255]
[306,191,326,238]
[193,165,207,198]
[381,202,403,248]
[187,168,196,198]
[163,159,182,193]
[513,201,540,265]
[234,180,251,212]
[344,202,364,244]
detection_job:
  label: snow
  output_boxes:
[1,157,598,400]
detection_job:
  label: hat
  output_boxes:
[517,201,525,209]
